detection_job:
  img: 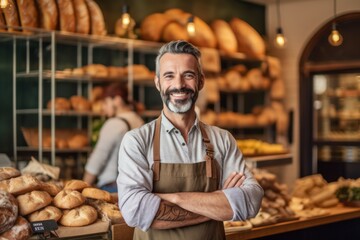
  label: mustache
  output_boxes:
[165,87,194,95]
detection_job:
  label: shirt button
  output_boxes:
[175,130,179,134]
[166,130,169,132]
[182,143,185,146]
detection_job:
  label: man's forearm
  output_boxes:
[158,191,233,221]
[151,200,210,229]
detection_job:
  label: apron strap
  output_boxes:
[153,116,162,181]
[199,122,215,178]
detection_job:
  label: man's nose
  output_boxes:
[173,75,186,89]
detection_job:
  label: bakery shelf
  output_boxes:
[16,109,104,117]
[17,146,92,153]
[314,140,360,146]
[245,153,292,168]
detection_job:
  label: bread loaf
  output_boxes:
[229,18,266,59]
[0,216,31,240]
[57,0,76,32]
[38,181,61,196]
[85,0,106,36]
[0,11,6,31]
[60,205,97,227]
[0,190,18,234]
[161,21,189,42]
[0,167,20,181]
[63,179,90,191]
[210,19,238,54]
[0,175,40,195]
[17,190,52,215]
[82,187,112,202]
[53,189,85,209]
[73,0,90,34]
[140,13,172,41]
[189,16,217,48]
[36,0,58,30]
[28,205,62,222]
[2,0,20,32]
[67,133,88,149]
[69,96,91,111]
[16,0,39,32]
[87,199,123,224]
[47,97,71,111]
[270,78,285,100]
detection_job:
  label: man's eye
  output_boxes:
[164,74,173,79]
[184,73,195,79]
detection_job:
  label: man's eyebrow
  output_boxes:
[162,71,174,76]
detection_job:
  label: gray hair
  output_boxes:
[155,40,203,79]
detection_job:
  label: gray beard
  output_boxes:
[166,98,193,113]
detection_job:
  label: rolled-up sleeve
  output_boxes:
[117,129,160,231]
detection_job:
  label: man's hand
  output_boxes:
[223,172,245,189]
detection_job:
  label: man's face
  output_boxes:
[155,53,204,114]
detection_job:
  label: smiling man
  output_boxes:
[117,40,263,240]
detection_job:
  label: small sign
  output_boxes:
[30,220,58,234]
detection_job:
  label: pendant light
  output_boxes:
[274,0,287,48]
[120,4,131,29]
[0,0,8,8]
[187,15,196,37]
[328,0,343,46]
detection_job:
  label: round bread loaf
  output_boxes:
[38,181,62,197]
[53,189,85,209]
[140,13,172,42]
[0,167,21,181]
[57,0,76,33]
[63,179,90,191]
[0,216,31,240]
[161,21,189,42]
[0,175,40,196]
[47,97,71,111]
[85,0,106,36]
[16,0,39,32]
[0,190,18,234]
[87,199,123,224]
[73,0,90,34]
[229,17,266,59]
[17,190,52,216]
[2,0,20,32]
[60,205,97,227]
[28,205,62,222]
[211,19,238,54]
[67,134,88,149]
[82,187,112,202]
[37,0,58,30]
[69,96,91,112]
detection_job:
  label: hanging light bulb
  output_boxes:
[187,15,196,37]
[328,0,343,46]
[0,0,8,9]
[274,0,287,48]
[121,4,131,29]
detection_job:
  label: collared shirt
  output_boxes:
[117,112,263,231]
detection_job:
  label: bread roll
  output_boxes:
[17,190,52,215]
[161,21,189,42]
[57,0,76,33]
[0,190,18,234]
[36,0,58,30]
[16,0,39,32]
[140,13,172,42]
[67,133,88,148]
[2,0,20,32]
[85,0,106,36]
[53,189,86,209]
[38,181,61,196]
[211,19,238,53]
[84,64,108,78]
[47,97,71,111]
[270,78,285,100]
[0,216,31,240]
[60,205,97,227]
[63,179,90,191]
[28,205,62,222]
[0,175,40,196]
[73,0,90,34]
[246,68,264,89]
[82,187,112,202]
[230,18,266,59]
[87,199,123,224]
[0,167,20,181]
[0,11,6,31]
[69,96,91,112]
[266,56,281,80]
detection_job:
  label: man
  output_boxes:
[117,40,263,240]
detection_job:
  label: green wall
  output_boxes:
[0,0,265,158]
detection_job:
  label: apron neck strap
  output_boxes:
[153,116,161,181]
[199,122,214,178]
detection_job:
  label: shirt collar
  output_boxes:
[161,111,200,133]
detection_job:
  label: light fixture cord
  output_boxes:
[276,0,282,28]
[333,0,337,19]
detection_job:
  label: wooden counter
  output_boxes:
[226,205,360,240]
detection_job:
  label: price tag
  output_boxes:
[30,220,58,233]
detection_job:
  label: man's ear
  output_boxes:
[198,74,205,91]
[154,76,160,91]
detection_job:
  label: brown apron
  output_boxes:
[133,116,226,240]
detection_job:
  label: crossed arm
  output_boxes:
[151,172,245,229]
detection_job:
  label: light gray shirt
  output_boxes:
[117,112,263,231]
[85,112,144,187]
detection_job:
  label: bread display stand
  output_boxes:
[111,223,134,240]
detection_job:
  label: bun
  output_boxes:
[0,175,40,196]
[63,179,90,191]
[28,206,62,222]
[85,0,106,36]
[211,19,238,54]
[17,190,52,216]
[73,0,90,34]
[0,167,21,181]
[60,205,97,227]
[53,189,85,209]
[161,21,189,42]
[230,18,265,59]
[57,0,76,33]
[67,133,88,149]
[82,187,112,202]
[16,0,39,32]
[2,0,20,32]
[140,13,171,41]
[87,199,123,224]
[70,96,91,111]
[0,216,31,240]
[0,190,18,234]
[38,181,62,196]
[47,97,71,111]
[37,0,58,30]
